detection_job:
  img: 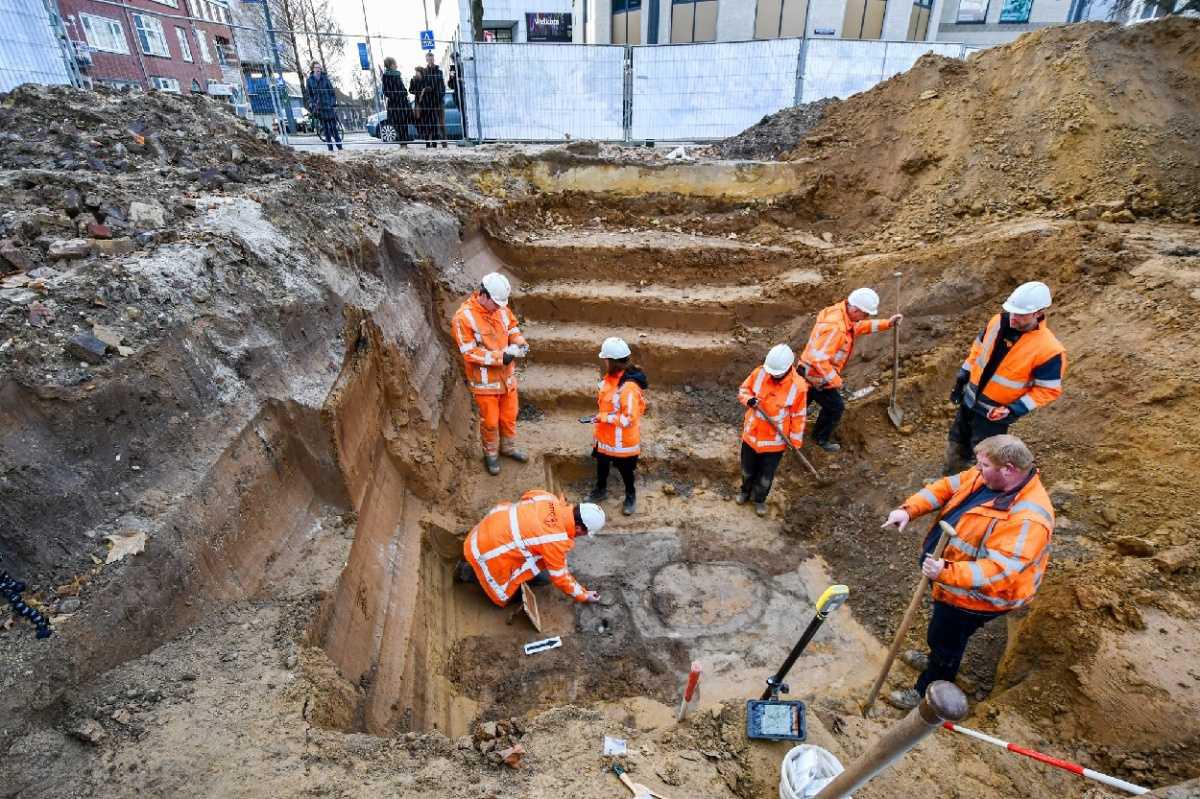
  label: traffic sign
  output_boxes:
[420,30,435,50]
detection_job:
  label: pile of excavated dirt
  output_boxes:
[773,18,1200,233]
[713,98,838,160]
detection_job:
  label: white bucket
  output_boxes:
[779,744,847,799]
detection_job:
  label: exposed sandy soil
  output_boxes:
[3,16,1199,799]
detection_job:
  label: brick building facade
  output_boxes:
[57,0,241,98]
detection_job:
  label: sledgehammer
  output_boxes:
[861,519,954,716]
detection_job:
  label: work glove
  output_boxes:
[881,508,911,532]
[505,343,528,359]
[950,373,968,406]
[747,397,758,408]
[502,351,514,365]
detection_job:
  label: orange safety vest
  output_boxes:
[902,467,1054,613]
[451,293,528,396]
[738,366,807,453]
[800,300,893,390]
[594,371,646,457]
[463,488,590,607]
[962,314,1066,416]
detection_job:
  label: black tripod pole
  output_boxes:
[761,584,849,700]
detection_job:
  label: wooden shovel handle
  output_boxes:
[862,520,952,715]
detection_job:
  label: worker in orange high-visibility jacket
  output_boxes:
[451,272,530,476]
[736,343,808,518]
[880,433,1053,710]
[799,287,902,452]
[456,489,607,608]
[946,280,1066,474]
[585,337,648,517]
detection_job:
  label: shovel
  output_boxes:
[861,519,955,716]
[755,406,827,485]
[612,763,671,799]
[887,271,905,429]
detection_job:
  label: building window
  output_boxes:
[132,14,170,57]
[998,0,1032,20]
[482,25,514,41]
[195,28,212,62]
[671,0,717,42]
[150,76,182,93]
[754,0,806,38]
[79,13,128,54]
[955,0,990,21]
[215,35,234,65]
[175,26,193,61]
[148,0,178,6]
[843,0,887,37]
[907,0,933,38]
[612,0,642,44]
[191,79,202,92]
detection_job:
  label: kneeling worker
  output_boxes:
[451,272,530,476]
[880,434,1053,709]
[458,488,606,607]
[586,337,648,517]
[737,344,808,517]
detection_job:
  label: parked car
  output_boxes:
[367,91,464,142]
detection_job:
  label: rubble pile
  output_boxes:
[713,99,838,160]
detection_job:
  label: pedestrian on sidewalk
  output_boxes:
[451,272,529,475]
[456,488,606,607]
[420,52,448,147]
[879,434,1053,709]
[944,281,1065,474]
[410,67,430,141]
[585,337,648,516]
[380,57,413,146]
[799,288,901,452]
[304,61,342,152]
[736,344,808,517]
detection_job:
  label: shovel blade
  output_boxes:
[887,403,905,428]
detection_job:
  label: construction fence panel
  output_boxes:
[0,0,74,93]
[630,38,802,141]
[799,39,968,103]
[460,41,625,141]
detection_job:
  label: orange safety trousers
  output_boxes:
[474,388,519,456]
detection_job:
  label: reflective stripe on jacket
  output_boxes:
[902,467,1054,613]
[451,293,528,395]
[464,489,588,607]
[961,313,1066,418]
[738,366,807,453]
[594,371,646,457]
[800,300,893,389]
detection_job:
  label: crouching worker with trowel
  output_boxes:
[879,434,1053,710]
[456,488,606,607]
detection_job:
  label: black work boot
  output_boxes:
[622,494,636,516]
[484,453,500,476]
[586,487,608,503]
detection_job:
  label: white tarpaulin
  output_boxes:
[461,42,625,141]
[631,39,802,141]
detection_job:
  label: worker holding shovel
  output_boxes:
[879,434,1054,710]
[736,344,808,517]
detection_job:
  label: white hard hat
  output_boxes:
[847,287,880,315]
[763,343,795,377]
[480,272,512,306]
[598,336,631,359]
[578,503,606,534]
[1002,281,1052,315]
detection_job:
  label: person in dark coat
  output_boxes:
[419,52,447,148]
[410,67,430,143]
[380,56,413,145]
[304,61,342,152]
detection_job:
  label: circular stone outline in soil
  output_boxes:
[647,561,769,638]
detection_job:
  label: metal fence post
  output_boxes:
[880,40,889,83]
[469,42,484,144]
[622,45,634,143]
[793,37,809,106]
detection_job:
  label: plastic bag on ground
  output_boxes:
[779,744,847,799]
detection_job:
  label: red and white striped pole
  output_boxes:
[677,662,702,721]
[941,722,1149,796]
